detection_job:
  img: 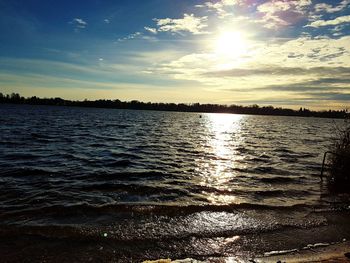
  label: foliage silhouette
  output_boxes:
[327,120,350,192]
[0,92,348,119]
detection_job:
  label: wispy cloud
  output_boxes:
[145,34,350,108]
[314,0,350,13]
[144,26,157,34]
[69,18,88,31]
[305,14,350,27]
[117,32,142,42]
[116,31,157,42]
[204,66,350,78]
[153,35,350,77]
[256,0,312,29]
[259,77,350,92]
[154,14,208,35]
[197,0,243,18]
[2,0,350,109]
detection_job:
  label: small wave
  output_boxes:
[253,189,286,197]
[302,242,330,249]
[0,140,29,146]
[89,143,109,147]
[259,176,301,183]
[3,153,43,160]
[30,132,55,140]
[106,159,132,167]
[80,183,190,197]
[273,148,294,154]
[250,166,291,175]
[249,157,271,163]
[278,154,298,162]
[0,168,55,178]
[110,152,143,160]
[0,203,315,221]
[86,171,173,181]
[264,248,298,257]
[235,146,255,154]
[191,185,244,196]
[254,189,311,198]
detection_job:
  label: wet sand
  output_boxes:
[1,210,350,262]
[256,241,350,263]
[143,241,350,262]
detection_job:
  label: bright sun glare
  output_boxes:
[215,31,247,58]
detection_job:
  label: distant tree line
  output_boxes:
[0,92,348,119]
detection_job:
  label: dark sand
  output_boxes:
[143,241,350,262]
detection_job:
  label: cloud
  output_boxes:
[70,18,87,29]
[154,14,208,35]
[197,0,242,18]
[144,26,157,34]
[0,57,187,92]
[117,32,142,42]
[204,66,350,78]
[305,15,350,27]
[256,0,312,29]
[204,66,350,101]
[154,35,350,80]
[314,0,350,13]
[248,73,350,93]
[104,19,110,24]
[311,92,350,101]
[333,25,346,32]
[117,32,157,42]
[253,78,350,105]
[145,34,350,108]
[224,76,350,109]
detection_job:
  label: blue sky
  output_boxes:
[0,0,349,109]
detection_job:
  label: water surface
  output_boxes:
[0,104,349,261]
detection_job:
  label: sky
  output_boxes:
[0,0,350,110]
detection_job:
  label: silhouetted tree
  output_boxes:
[0,92,348,119]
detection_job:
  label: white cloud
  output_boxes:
[117,32,142,42]
[154,14,208,35]
[70,18,87,29]
[314,0,350,13]
[147,35,350,99]
[197,0,241,17]
[257,0,312,14]
[104,19,110,24]
[258,1,291,13]
[256,0,312,29]
[333,25,345,31]
[117,32,158,42]
[305,15,350,27]
[144,26,157,34]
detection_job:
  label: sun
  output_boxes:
[214,31,247,58]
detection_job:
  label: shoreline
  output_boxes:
[143,241,350,262]
[256,241,350,263]
[1,209,350,262]
[0,101,347,120]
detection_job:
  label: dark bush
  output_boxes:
[328,121,350,191]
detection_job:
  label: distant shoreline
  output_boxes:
[0,92,348,119]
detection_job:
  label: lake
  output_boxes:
[0,104,349,262]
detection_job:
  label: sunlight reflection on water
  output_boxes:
[0,105,342,211]
[196,113,245,205]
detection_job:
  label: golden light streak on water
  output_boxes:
[196,113,245,205]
